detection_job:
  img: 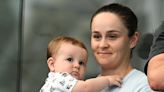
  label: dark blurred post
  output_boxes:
[17,0,24,92]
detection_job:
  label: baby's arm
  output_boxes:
[72,75,122,92]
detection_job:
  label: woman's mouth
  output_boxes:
[96,51,112,58]
[97,51,112,55]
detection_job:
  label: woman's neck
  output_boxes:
[101,63,133,78]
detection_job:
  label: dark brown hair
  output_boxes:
[90,3,138,37]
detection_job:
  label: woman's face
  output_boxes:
[91,12,135,69]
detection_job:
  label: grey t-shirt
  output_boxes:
[144,21,164,74]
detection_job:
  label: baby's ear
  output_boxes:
[47,57,55,72]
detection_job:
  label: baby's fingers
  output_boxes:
[110,77,122,87]
[114,79,122,87]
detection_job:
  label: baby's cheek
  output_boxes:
[81,69,86,79]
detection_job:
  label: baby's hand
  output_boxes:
[106,75,122,87]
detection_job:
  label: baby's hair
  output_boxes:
[47,36,88,59]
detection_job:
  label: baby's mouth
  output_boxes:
[71,71,79,79]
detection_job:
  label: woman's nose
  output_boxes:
[99,38,109,48]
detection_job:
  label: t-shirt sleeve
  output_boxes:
[40,72,78,92]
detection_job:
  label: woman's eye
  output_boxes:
[67,58,73,62]
[107,34,117,39]
[92,34,101,40]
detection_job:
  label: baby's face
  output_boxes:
[52,43,88,80]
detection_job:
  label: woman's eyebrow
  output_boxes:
[92,31,99,34]
[106,30,121,33]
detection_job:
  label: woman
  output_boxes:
[90,3,154,92]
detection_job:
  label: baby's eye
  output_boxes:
[79,61,85,66]
[67,57,73,62]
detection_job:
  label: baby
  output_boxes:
[40,36,122,92]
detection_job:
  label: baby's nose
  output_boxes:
[73,61,80,70]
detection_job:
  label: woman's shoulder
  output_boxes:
[123,69,148,83]
[122,69,153,91]
[131,69,147,76]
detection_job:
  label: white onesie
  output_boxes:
[40,72,78,92]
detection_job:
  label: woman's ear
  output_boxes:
[130,32,140,49]
[47,57,55,72]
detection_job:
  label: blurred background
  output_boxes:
[0,0,164,92]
